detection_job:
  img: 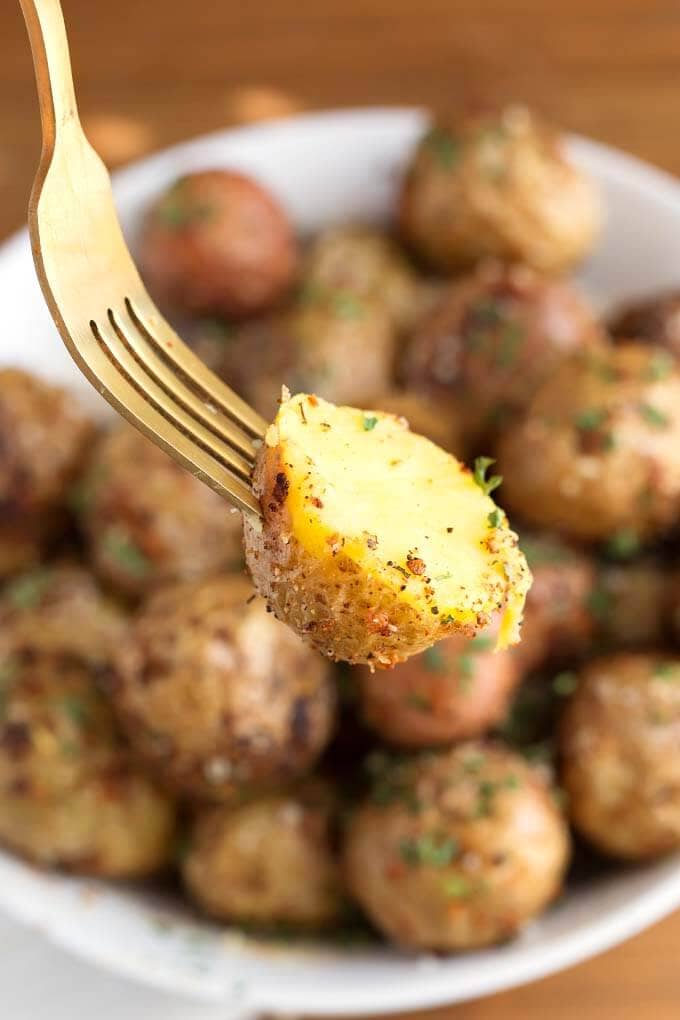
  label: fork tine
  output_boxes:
[112,302,259,462]
[76,319,260,516]
[127,295,268,439]
[93,312,255,483]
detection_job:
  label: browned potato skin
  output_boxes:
[0,369,93,577]
[139,170,298,319]
[497,343,680,542]
[609,290,680,357]
[401,261,603,448]
[344,743,570,950]
[303,225,423,333]
[399,106,600,274]
[0,564,126,669]
[515,535,596,672]
[368,391,464,457]
[560,653,680,860]
[77,425,244,596]
[183,781,345,928]
[0,653,175,877]
[356,635,521,747]
[113,575,335,802]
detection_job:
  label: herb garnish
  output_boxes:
[362,414,378,432]
[552,671,578,696]
[638,403,670,429]
[473,456,502,497]
[332,292,364,320]
[442,875,472,899]
[654,662,679,682]
[423,646,448,673]
[424,127,461,169]
[574,408,608,432]
[5,569,52,610]
[59,695,89,727]
[407,692,433,711]
[605,529,640,561]
[399,833,458,868]
[647,351,675,381]
[488,509,501,528]
[587,586,613,620]
[102,528,151,578]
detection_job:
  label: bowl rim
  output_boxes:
[2,105,680,1012]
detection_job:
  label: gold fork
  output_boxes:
[19,0,266,518]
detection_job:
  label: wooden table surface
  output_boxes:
[2,0,680,1015]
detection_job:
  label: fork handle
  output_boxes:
[19,0,80,157]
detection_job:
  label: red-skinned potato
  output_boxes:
[139,169,298,319]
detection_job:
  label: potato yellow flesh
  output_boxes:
[262,393,529,649]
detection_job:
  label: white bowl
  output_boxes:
[2,107,680,1014]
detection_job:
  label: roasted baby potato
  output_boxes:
[183,781,345,928]
[515,534,596,672]
[560,653,680,860]
[401,261,603,448]
[76,424,244,596]
[113,575,336,802]
[0,765,176,877]
[0,369,93,577]
[303,225,423,333]
[356,632,521,747]
[0,564,126,669]
[244,392,531,667]
[139,169,298,319]
[609,289,680,358]
[0,652,175,876]
[344,743,570,950]
[399,105,600,274]
[497,343,680,543]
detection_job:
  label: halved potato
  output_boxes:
[244,392,531,668]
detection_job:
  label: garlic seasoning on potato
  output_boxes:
[244,391,531,668]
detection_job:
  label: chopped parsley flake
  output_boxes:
[647,351,675,381]
[457,654,476,681]
[574,407,608,432]
[423,645,448,673]
[497,322,525,367]
[605,529,640,561]
[487,509,501,528]
[654,662,679,682]
[5,569,52,610]
[553,671,578,696]
[407,692,433,711]
[587,586,613,620]
[638,403,670,429]
[424,127,461,169]
[102,528,151,578]
[473,456,502,497]
[399,834,458,868]
[59,695,89,727]
[158,199,214,229]
[475,776,519,817]
[442,875,472,899]
[362,414,378,432]
[332,292,364,320]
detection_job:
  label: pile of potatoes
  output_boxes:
[3,102,680,954]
